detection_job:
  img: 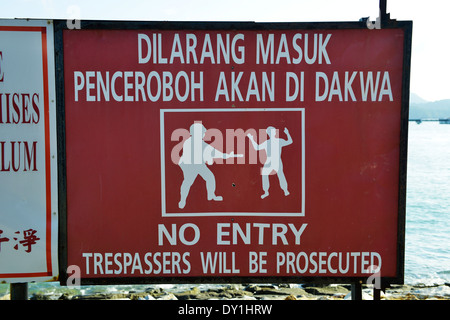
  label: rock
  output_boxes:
[58,293,72,300]
[157,293,178,300]
[128,292,153,300]
[304,285,349,296]
[343,291,374,300]
[138,295,156,300]
[387,284,413,293]
[29,293,53,300]
[411,285,450,299]
[318,296,334,300]
[13,282,450,300]
[229,295,257,300]
[175,286,201,300]
[279,283,295,288]
[248,285,311,299]
[72,293,107,300]
[403,293,419,300]
[342,288,385,300]
[220,287,253,298]
[145,287,168,299]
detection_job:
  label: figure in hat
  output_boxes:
[178,122,242,209]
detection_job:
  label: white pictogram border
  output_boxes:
[160,108,305,217]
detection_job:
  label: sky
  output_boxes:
[0,0,448,101]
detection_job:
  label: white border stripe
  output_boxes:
[160,108,305,217]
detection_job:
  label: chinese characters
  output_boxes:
[0,229,40,253]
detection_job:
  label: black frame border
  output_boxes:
[54,19,412,287]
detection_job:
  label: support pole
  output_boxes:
[10,283,28,300]
[351,282,362,300]
[373,287,381,300]
[379,0,390,26]
[379,0,387,18]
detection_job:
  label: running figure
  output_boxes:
[178,122,242,209]
[247,127,293,199]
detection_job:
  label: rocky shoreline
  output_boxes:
[2,283,448,300]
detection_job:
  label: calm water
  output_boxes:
[1,121,449,296]
[405,121,450,285]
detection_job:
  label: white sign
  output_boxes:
[0,20,58,282]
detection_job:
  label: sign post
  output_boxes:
[56,18,411,289]
[10,283,28,300]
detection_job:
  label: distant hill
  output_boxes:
[409,93,450,120]
[410,93,428,105]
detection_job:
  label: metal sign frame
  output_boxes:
[55,18,412,287]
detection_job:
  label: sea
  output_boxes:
[1,121,449,297]
[404,121,450,285]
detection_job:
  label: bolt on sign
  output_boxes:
[57,20,412,285]
[0,20,58,283]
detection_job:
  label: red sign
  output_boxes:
[59,21,410,283]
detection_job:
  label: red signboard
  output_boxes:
[57,21,411,284]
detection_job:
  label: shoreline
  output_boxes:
[1,283,449,300]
